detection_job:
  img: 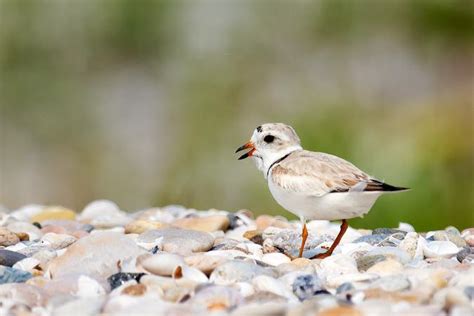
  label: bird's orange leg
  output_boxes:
[311,219,348,259]
[298,223,308,258]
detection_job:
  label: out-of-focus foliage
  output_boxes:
[0,0,472,230]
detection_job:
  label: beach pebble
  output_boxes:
[188,285,243,311]
[48,232,143,278]
[0,249,27,267]
[78,200,131,228]
[107,272,146,290]
[31,206,76,222]
[184,254,228,275]
[172,215,230,232]
[210,260,276,285]
[138,228,215,255]
[140,253,184,276]
[124,220,167,234]
[40,232,77,249]
[0,227,20,246]
[292,274,326,301]
[423,241,459,258]
[0,266,32,284]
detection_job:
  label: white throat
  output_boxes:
[253,145,302,178]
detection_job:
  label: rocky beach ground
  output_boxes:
[0,200,472,315]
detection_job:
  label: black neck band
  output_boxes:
[266,152,292,178]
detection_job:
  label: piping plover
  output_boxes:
[236,123,408,259]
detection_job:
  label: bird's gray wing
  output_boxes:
[270,151,373,197]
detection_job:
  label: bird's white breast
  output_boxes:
[267,171,383,221]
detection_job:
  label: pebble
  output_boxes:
[140,253,184,276]
[108,272,146,290]
[184,254,229,275]
[172,215,230,232]
[292,274,325,301]
[48,231,144,278]
[188,285,244,311]
[0,227,20,246]
[356,254,387,272]
[31,206,76,222]
[124,220,167,234]
[256,215,292,230]
[0,266,32,284]
[372,228,407,236]
[78,199,131,228]
[353,234,388,245]
[7,222,43,241]
[40,232,77,249]
[461,228,474,247]
[423,240,459,258]
[398,232,424,260]
[138,228,215,255]
[261,252,291,266]
[0,249,27,267]
[210,260,276,285]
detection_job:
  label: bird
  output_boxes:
[236,123,408,259]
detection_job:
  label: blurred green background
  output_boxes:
[0,0,473,231]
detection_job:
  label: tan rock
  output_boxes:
[122,284,147,296]
[0,227,20,246]
[256,215,291,230]
[172,215,229,232]
[366,258,403,276]
[125,220,167,234]
[243,230,263,244]
[31,207,76,222]
[184,254,228,275]
[319,306,362,316]
[15,232,30,241]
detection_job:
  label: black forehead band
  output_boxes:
[256,125,263,133]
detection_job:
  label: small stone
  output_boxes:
[261,253,291,266]
[456,247,474,263]
[399,232,423,260]
[188,285,244,311]
[40,232,77,249]
[356,255,386,272]
[31,206,76,222]
[124,220,167,234]
[372,228,407,236]
[49,232,144,278]
[370,275,411,292]
[0,250,27,267]
[461,228,474,247]
[256,215,292,230]
[353,234,388,245]
[262,227,325,257]
[292,274,325,301]
[366,258,403,276]
[0,266,32,284]
[0,227,20,246]
[336,282,354,294]
[78,199,131,228]
[243,230,263,245]
[172,215,230,232]
[15,232,29,241]
[140,253,184,276]
[464,286,474,300]
[122,283,146,296]
[0,283,48,308]
[210,260,276,285]
[184,254,228,275]
[107,272,145,290]
[432,231,466,248]
[7,222,42,241]
[319,306,362,316]
[138,228,215,255]
[423,240,459,258]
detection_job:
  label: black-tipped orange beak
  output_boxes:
[235,141,255,160]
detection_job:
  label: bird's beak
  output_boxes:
[235,141,255,160]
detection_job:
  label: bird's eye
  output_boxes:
[264,135,275,143]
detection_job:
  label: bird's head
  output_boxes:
[236,123,302,174]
